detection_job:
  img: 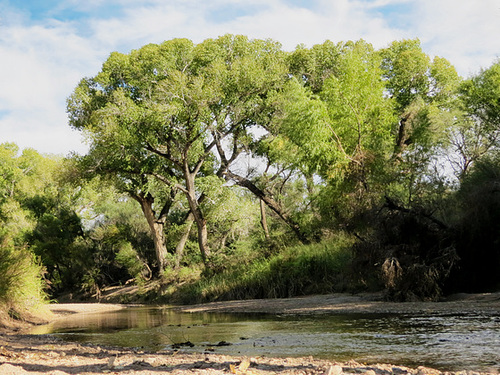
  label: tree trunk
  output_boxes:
[225,170,309,243]
[174,212,194,269]
[393,110,417,161]
[260,199,271,241]
[196,218,210,261]
[150,221,168,270]
[184,169,211,264]
[132,193,169,272]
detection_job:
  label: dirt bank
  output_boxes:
[176,291,500,315]
[1,293,500,374]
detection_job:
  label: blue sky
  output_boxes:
[1,0,499,155]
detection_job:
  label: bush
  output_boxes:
[0,245,46,321]
[448,157,500,292]
[352,199,458,301]
[115,241,150,281]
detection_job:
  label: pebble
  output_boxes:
[326,364,344,375]
[0,363,30,374]
[417,366,442,375]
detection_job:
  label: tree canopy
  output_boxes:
[68,35,290,269]
[64,35,500,299]
[2,35,499,316]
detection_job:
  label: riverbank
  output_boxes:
[1,293,500,374]
[0,330,445,375]
[175,291,500,315]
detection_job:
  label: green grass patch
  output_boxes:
[168,233,355,304]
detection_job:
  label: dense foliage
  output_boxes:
[0,144,52,320]
[2,36,499,318]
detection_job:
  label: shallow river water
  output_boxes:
[32,306,500,372]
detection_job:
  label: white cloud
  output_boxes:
[0,7,107,155]
[409,0,500,76]
[361,0,412,8]
[89,5,196,48]
[1,0,499,155]
[1,111,87,156]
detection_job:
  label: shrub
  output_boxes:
[352,199,458,301]
[0,245,46,322]
[115,241,148,281]
[448,157,500,292]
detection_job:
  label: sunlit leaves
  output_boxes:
[381,39,431,111]
[429,56,461,105]
[447,60,500,179]
[320,42,394,160]
[277,40,396,184]
[460,60,500,132]
[0,143,21,201]
[276,79,342,177]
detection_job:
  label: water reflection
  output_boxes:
[31,307,500,372]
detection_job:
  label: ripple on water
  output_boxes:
[31,307,500,372]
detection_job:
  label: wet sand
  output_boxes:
[175,291,500,315]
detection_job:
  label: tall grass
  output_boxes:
[0,245,47,323]
[171,233,355,304]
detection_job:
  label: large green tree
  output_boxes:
[378,39,461,206]
[271,40,396,226]
[68,35,288,268]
